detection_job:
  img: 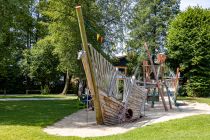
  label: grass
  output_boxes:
[0,97,82,140]
[0,97,210,140]
[107,115,210,140]
[0,94,74,99]
[177,96,210,105]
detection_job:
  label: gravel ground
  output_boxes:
[43,98,210,138]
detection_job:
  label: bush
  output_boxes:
[41,85,50,95]
[186,76,210,97]
[178,86,187,97]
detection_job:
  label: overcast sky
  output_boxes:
[180,0,210,11]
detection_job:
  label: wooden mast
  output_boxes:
[144,42,168,111]
[76,6,103,124]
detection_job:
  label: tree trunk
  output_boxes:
[61,70,71,95]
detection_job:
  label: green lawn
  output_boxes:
[0,97,210,140]
[0,94,73,99]
[177,96,210,105]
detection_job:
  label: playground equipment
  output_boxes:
[76,6,147,125]
[164,67,180,105]
[76,6,180,125]
[140,44,180,109]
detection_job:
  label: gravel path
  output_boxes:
[0,98,68,101]
[43,100,210,138]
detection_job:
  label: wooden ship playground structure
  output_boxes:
[76,6,180,125]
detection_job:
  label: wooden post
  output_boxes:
[142,62,146,87]
[144,42,168,111]
[76,6,103,124]
[161,65,172,109]
[174,68,180,104]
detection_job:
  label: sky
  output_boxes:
[180,0,210,11]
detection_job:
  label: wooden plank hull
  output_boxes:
[98,85,146,125]
[126,85,146,120]
[99,90,123,125]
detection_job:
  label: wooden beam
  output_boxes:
[158,64,172,109]
[161,65,172,109]
[76,6,103,124]
[174,68,180,104]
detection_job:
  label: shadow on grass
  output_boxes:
[0,99,81,127]
[176,102,188,106]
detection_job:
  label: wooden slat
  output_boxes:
[86,45,147,125]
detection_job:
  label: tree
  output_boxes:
[97,0,135,55]
[21,37,60,89]
[39,0,103,95]
[166,7,210,97]
[128,0,180,53]
[0,0,37,92]
[125,0,180,76]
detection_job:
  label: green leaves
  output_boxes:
[128,0,180,54]
[21,37,60,85]
[127,0,180,74]
[38,0,104,78]
[166,7,210,97]
[0,1,37,92]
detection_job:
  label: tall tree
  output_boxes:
[97,0,134,55]
[128,0,180,54]
[39,0,103,95]
[166,7,210,97]
[0,0,37,92]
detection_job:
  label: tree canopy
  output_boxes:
[2,1,210,97]
[128,0,180,52]
[166,7,210,97]
[0,0,35,77]
[125,0,180,75]
[97,0,134,55]
[35,0,105,94]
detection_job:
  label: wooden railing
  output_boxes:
[88,45,115,93]
[88,45,146,105]
[88,45,133,100]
